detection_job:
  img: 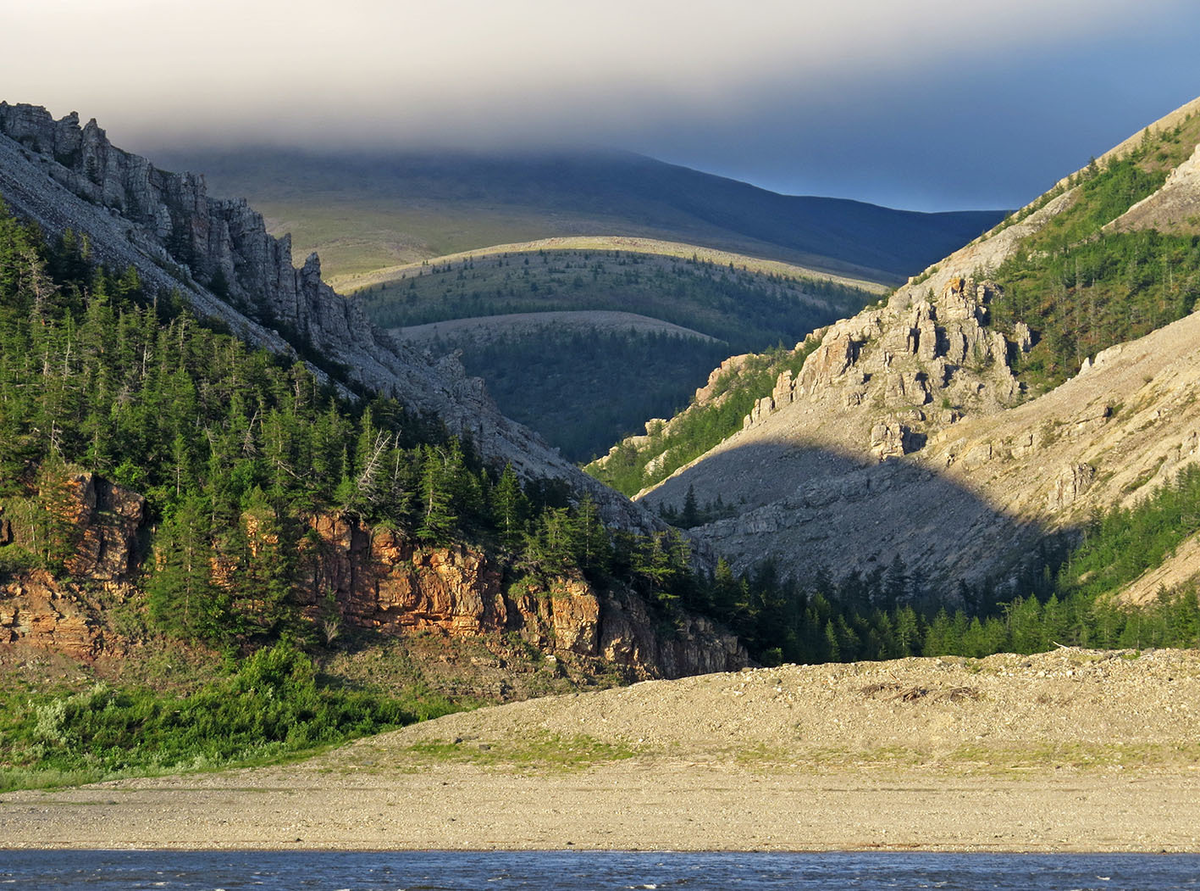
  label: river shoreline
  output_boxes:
[4,649,1199,852]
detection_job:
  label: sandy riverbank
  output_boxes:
[4,648,1199,852]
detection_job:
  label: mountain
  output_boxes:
[0,101,761,784]
[0,102,647,524]
[8,96,1200,790]
[149,146,1005,286]
[150,146,979,464]
[613,96,1200,604]
[355,237,884,462]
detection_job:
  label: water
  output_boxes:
[1,851,1197,890]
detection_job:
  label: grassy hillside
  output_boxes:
[356,237,878,344]
[150,147,1005,284]
[360,240,880,462]
[985,113,1200,392]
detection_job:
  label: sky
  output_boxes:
[4,0,1200,211]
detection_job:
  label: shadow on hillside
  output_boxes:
[640,440,1071,599]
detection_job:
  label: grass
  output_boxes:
[392,732,641,773]
[706,739,1200,777]
[256,201,569,279]
[945,741,1200,774]
[165,146,996,286]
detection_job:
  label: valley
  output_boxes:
[4,90,1200,830]
[358,236,881,461]
[620,98,1200,599]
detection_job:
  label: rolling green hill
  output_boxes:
[359,238,883,461]
[143,147,997,464]
[150,147,1005,285]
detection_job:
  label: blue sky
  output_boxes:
[5,0,1200,211]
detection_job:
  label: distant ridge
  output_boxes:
[0,101,654,528]
[151,146,1006,284]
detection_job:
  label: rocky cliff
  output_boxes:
[0,472,746,681]
[640,96,1200,593]
[0,102,654,531]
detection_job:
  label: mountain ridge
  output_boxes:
[0,102,652,530]
[150,144,1005,285]
[624,95,1200,594]
[0,101,752,711]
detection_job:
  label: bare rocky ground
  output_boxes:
[644,101,1200,587]
[4,648,1200,852]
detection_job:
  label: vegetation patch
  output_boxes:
[946,741,1200,774]
[398,732,640,772]
[0,644,454,791]
[359,245,872,351]
[986,116,1200,392]
[586,341,819,497]
[438,326,732,463]
[358,246,875,462]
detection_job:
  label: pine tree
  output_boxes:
[570,492,609,574]
[417,445,457,543]
[492,464,527,548]
[680,484,699,527]
[148,494,221,640]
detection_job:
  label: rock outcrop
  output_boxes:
[0,571,106,659]
[638,96,1200,593]
[0,474,747,679]
[3,472,145,581]
[296,513,746,679]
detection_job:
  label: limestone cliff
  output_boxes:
[0,103,653,531]
[641,96,1200,592]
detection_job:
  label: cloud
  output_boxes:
[3,0,1187,145]
[3,1,1198,209]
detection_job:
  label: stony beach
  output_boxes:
[4,648,1200,852]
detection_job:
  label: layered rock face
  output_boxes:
[643,98,1200,592]
[0,475,746,679]
[296,514,746,679]
[0,103,654,531]
[1,473,145,657]
[0,571,107,659]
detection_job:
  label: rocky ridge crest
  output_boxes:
[642,97,1200,591]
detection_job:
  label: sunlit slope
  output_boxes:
[622,97,1200,591]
